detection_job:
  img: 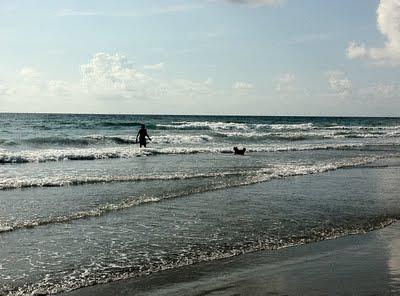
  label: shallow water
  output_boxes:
[1,114,400,294]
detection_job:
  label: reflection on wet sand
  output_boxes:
[388,231,400,294]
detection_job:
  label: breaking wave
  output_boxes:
[0,155,380,233]
[0,143,368,164]
[0,170,247,190]
[85,134,213,145]
[157,121,250,131]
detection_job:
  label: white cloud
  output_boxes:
[16,67,43,96]
[80,53,215,101]
[168,78,213,98]
[6,68,73,98]
[223,0,284,7]
[347,0,400,65]
[0,83,10,96]
[152,4,201,14]
[57,4,201,17]
[204,78,213,85]
[2,53,216,109]
[20,67,40,80]
[143,62,164,70]
[58,9,104,17]
[326,71,352,97]
[233,81,254,90]
[358,83,400,99]
[276,73,295,92]
[347,41,367,59]
[80,53,155,99]
[48,80,71,96]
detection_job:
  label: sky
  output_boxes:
[0,0,400,116]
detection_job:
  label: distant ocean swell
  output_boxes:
[21,120,400,132]
[157,121,400,132]
[7,120,400,132]
[0,156,380,233]
[31,121,155,130]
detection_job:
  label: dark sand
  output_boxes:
[62,222,400,296]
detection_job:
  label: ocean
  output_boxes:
[1,113,400,295]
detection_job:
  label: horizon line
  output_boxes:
[0,111,399,119]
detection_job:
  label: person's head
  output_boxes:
[141,124,145,129]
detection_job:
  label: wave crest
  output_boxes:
[0,143,366,164]
[0,155,380,234]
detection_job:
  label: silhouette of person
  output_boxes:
[136,124,152,148]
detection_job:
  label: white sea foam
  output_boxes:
[268,123,314,130]
[0,195,162,234]
[153,122,400,139]
[326,125,400,131]
[0,171,246,190]
[85,134,213,144]
[0,143,369,164]
[0,155,380,233]
[151,135,213,144]
[158,121,249,131]
[6,213,397,296]
[0,224,13,233]
[162,121,317,131]
[215,131,335,140]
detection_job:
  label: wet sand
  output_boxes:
[62,222,400,296]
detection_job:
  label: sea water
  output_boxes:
[1,113,400,294]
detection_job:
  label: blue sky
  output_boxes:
[0,0,399,116]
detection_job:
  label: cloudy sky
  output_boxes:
[0,0,400,116]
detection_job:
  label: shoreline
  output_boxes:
[3,156,399,295]
[62,222,400,296]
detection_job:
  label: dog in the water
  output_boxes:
[233,147,246,155]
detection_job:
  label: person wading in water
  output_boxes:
[136,124,152,148]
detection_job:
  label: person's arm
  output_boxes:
[146,131,152,141]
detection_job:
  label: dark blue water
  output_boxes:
[1,113,400,295]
